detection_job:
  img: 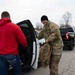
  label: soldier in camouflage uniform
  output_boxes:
[38,15,63,75]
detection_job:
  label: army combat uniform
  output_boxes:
[38,21,63,75]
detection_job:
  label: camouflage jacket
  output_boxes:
[38,21,64,55]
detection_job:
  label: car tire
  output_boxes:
[69,40,74,50]
[21,65,31,72]
[38,61,41,68]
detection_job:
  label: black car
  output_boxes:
[60,27,74,50]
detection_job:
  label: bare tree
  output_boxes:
[63,11,72,25]
[60,11,72,28]
[35,22,43,31]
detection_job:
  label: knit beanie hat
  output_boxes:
[41,15,48,22]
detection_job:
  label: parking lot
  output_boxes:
[9,47,75,75]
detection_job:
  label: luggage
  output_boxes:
[39,42,52,68]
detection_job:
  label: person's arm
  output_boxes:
[46,23,60,42]
[38,30,44,39]
[16,26,27,47]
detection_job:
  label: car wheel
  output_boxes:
[38,61,41,68]
[21,65,31,72]
[69,40,74,50]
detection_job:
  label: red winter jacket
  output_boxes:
[0,18,27,55]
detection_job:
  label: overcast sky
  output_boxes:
[0,0,75,27]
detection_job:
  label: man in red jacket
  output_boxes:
[0,11,27,75]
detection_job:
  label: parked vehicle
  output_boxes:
[72,27,75,44]
[60,27,74,50]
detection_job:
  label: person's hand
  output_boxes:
[45,39,48,43]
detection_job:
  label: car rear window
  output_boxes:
[60,27,74,34]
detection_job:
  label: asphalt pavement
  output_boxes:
[10,47,75,75]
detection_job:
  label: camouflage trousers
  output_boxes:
[49,55,61,75]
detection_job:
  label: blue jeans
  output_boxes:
[0,54,21,75]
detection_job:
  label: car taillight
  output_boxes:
[66,32,69,40]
